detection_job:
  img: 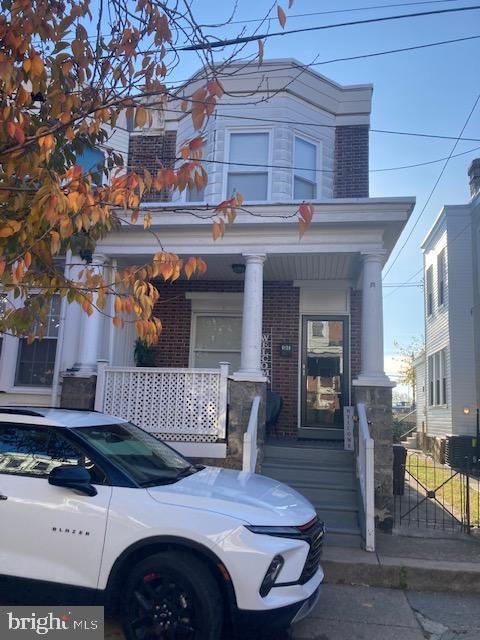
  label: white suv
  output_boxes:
[0,407,324,639]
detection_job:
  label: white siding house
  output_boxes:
[417,162,480,441]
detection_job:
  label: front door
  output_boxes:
[300,316,349,440]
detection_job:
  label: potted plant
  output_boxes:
[134,339,156,367]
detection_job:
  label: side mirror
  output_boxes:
[49,465,97,497]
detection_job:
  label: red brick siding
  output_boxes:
[128,132,177,202]
[350,289,362,380]
[152,280,298,435]
[263,283,299,436]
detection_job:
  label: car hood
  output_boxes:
[147,467,316,526]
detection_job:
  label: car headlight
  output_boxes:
[245,525,300,537]
[260,555,284,597]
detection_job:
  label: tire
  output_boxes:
[122,550,223,640]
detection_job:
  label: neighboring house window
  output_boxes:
[428,348,447,406]
[437,249,446,307]
[186,144,206,202]
[76,147,105,184]
[192,314,242,370]
[226,132,269,201]
[15,296,61,387]
[426,266,433,316]
[294,136,317,199]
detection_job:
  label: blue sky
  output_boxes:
[167,0,480,375]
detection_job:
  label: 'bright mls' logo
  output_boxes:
[1,607,104,639]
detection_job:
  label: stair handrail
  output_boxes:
[243,395,261,473]
[357,402,375,552]
[399,424,417,441]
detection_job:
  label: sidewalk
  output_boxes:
[322,532,480,593]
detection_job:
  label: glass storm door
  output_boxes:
[300,316,349,439]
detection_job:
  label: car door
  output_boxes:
[0,422,112,589]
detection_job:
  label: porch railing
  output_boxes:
[356,402,375,551]
[95,362,229,442]
[242,395,261,473]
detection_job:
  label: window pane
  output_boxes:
[229,133,268,169]
[76,147,105,182]
[226,172,268,200]
[195,350,241,371]
[0,425,105,482]
[195,316,242,350]
[31,295,61,338]
[15,338,57,386]
[186,144,206,202]
[295,137,316,183]
[294,176,316,199]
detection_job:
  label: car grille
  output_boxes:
[298,517,325,584]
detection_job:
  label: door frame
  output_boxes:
[299,315,350,434]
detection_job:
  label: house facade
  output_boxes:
[415,160,480,456]
[0,60,415,542]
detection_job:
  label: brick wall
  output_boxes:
[333,125,369,198]
[152,280,298,435]
[128,131,177,201]
[350,288,362,380]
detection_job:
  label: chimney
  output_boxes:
[468,158,480,199]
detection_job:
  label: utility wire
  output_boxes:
[179,5,480,51]
[168,33,480,87]
[172,144,480,175]
[383,91,480,279]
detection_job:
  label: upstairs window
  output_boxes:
[76,147,105,185]
[294,137,317,199]
[186,143,207,202]
[437,249,446,307]
[426,266,433,316]
[226,132,269,201]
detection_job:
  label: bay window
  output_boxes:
[186,143,206,202]
[294,136,317,199]
[226,132,269,201]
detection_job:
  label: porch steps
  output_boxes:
[262,443,362,548]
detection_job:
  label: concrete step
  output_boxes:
[263,444,354,466]
[298,427,344,441]
[404,434,418,450]
[315,505,359,530]
[262,461,356,489]
[289,483,358,509]
[325,526,363,548]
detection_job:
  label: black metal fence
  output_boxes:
[393,453,480,534]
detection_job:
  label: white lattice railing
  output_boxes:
[242,395,261,473]
[356,402,375,551]
[95,362,229,442]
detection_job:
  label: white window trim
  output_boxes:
[427,348,448,408]
[186,292,243,369]
[222,127,273,202]
[437,249,446,309]
[292,132,322,201]
[426,265,434,317]
[0,292,61,394]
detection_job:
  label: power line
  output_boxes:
[169,143,480,175]
[167,33,480,87]
[164,104,480,143]
[383,91,480,279]
[180,5,480,51]
[384,267,424,298]
[224,0,463,25]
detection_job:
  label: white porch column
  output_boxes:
[233,253,266,382]
[73,253,107,375]
[353,252,393,387]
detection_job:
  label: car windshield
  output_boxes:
[74,422,194,487]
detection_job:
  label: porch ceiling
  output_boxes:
[181,252,360,281]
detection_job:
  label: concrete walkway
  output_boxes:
[322,531,480,593]
[291,584,480,640]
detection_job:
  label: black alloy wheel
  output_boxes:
[123,551,223,640]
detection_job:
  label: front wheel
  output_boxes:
[122,551,223,640]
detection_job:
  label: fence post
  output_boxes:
[465,457,471,534]
[218,362,230,439]
[94,360,108,412]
